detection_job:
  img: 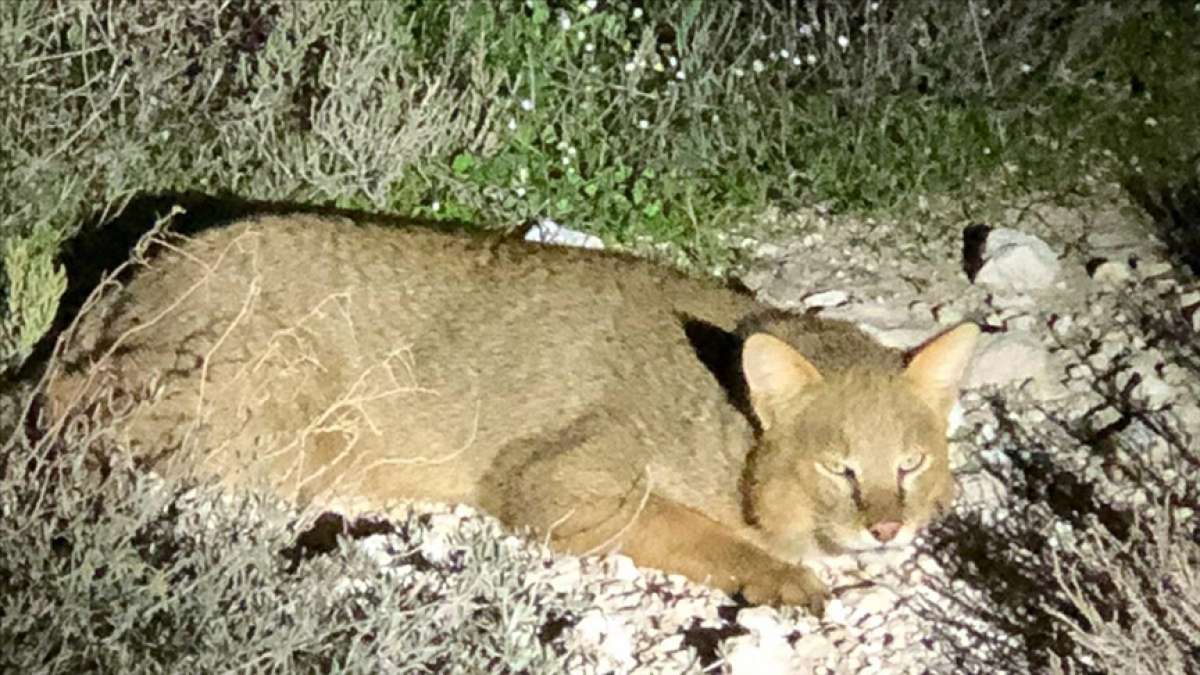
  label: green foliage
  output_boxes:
[389,0,1188,260]
[0,228,66,371]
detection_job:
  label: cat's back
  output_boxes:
[49,214,759,507]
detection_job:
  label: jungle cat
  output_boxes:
[45,214,979,616]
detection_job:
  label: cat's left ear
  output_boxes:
[903,323,980,421]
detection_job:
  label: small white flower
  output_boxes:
[712,113,720,123]
[752,59,765,73]
[983,147,992,155]
[675,70,685,80]
[869,2,879,10]
[653,60,664,72]
[769,51,778,61]
[837,34,849,49]
[585,42,595,52]
[982,7,991,17]
[637,119,650,129]
[732,67,744,77]
[1145,117,1158,127]
[520,98,535,111]
[567,146,577,156]
[632,7,643,19]
[805,53,817,65]
[798,23,813,37]
[584,0,597,12]
[559,14,571,30]
[561,156,570,165]
[1020,63,1032,73]
[669,55,678,68]
[577,30,585,40]
[780,49,790,58]
[624,61,636,72]
[792,56,802,66]
[507,118,517,131]
[431,201,440,212]
[515,186,526,198]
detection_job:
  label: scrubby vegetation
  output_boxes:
[2,0,1198,671]
[919,304,1200,674]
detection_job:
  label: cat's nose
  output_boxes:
[868,520,902,543]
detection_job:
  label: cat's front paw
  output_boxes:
[740,561,828,617]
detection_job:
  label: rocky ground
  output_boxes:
[361,181,1197,673]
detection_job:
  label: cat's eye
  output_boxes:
[898,453,926,474]
[818,461,857,482]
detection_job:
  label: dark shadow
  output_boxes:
[961,222,991,283]
[678,313,755,427]
[1124,175,1200,276]
[280,511,396,574]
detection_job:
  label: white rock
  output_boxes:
[789,633,839,662]
[1137,261,1173,278]
[524,218,605,249]
[933,304,963,325]
[974,228,1061,292]
[1087,352,1110,372]
[737,606,787,638]
[1090,406,1123,430]
[963,333,1050,389]
[606,554,642,582]
[573,611,635,671]
[1090,260,1132,284]
[1134,375,1173,409]
[1007,314,1038,332]
[1155,278,1179,294]
[723,633,796,675]
[1050,314,1074,335]
[546,557,583,594]
[988,293,1036,309]
[1029,378,1073,401]
[803,289,850,309]
[1087,230,1144,251]
[822,598,853,625]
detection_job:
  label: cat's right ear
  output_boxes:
[742,333,823,430]
[903,323,979,422]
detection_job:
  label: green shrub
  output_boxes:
[0,227,65,371]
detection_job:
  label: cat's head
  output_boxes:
[743,323,979,559]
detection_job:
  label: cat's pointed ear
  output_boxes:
[904,323,980,421]
[742,333,824,430]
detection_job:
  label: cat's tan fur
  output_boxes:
[46,214,979,614]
